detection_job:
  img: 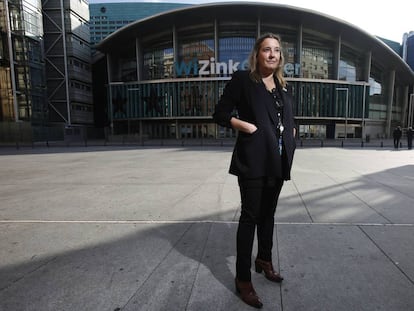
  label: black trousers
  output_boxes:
[394,138,400,149]
[236,177,284,281]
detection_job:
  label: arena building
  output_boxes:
[96,2,414,140]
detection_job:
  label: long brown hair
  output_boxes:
[248,33,286,88]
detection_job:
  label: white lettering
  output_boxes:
[216,61,228,74]
[228,59,240,74]
[241,59,249,70]
[175,58,246,76]
[284,63,294,76]
[210,58,215,74]
[199,60,210,75]
[295,63,301,75]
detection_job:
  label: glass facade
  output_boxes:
[339,44,365,82]
[0,0,46,124]
[302,33,334,80]
[89,2,190,47]
[108,28,371,139]
[102,5,413,141]
[177,25,214,78]
[142,35,173,80]
[369,63,386,120]
[110,79,225,119]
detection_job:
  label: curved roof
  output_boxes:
[97,2,414,84]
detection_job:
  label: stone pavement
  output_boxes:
[0,145,413,311]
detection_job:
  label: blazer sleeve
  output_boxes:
[212,71,243,128]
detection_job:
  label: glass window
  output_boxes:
[339,44,365,82]
[142,34,173,80]
[302,33,334,79]
[110,41,137,82]
[218,22,256,75]
[22,0,43,38]
[176,80,220,117]
[218,36,254,73]
[27,39,42,63]
[368,63,385,120]
[142,47,174,80]
[177,26,214,78]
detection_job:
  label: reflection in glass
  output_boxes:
[177,38,214,77]
[218,36,254,73]
[143,47,173,80]
[339,45,364,82]
[302,33,334,79]
[368,63,385,120]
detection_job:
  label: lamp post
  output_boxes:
[336,88,349,139]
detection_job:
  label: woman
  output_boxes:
[213,33,296,308]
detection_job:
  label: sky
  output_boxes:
[93,0,413,43]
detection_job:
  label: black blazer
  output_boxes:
[213,70,296,180]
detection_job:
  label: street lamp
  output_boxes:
[336,88,349,139]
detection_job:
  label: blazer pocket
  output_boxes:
[239,127,260,140]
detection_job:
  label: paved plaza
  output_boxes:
[0,144,413,311]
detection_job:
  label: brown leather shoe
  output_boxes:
[255,258,284,283]
[235,278,263,309]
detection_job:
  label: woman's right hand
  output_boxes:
[230,117,257,134]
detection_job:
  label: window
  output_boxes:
[177,26,214,77]
[302,33,334,79]
[339,44,365,81]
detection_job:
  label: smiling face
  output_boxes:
[256,37,281,76]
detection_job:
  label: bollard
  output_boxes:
[341,140,344,148]
[361,141,364,147]
[321,140,324,147]
[380,141,383,148]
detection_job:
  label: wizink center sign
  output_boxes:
[174,57,300,77]
[175,58,248,76]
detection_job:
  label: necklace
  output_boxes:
[261,76,284,155]
[262,76,275,92]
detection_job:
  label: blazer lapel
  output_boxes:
[280,86,289,121]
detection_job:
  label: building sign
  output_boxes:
[284,62,301,76]
[175,58,249,76]
[175,58,301,77]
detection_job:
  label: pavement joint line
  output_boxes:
[0,256,58,292]
[275,226,284,311]
[121,222,195,309]
[358,225,414,285]
[361,173,414,200]
[321,171,394,224]
[185,222,214,310]
[0,220,413,226]
[292,179,313,222]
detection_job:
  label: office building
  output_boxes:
[0,0,93,142]
[89,2,190,48]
